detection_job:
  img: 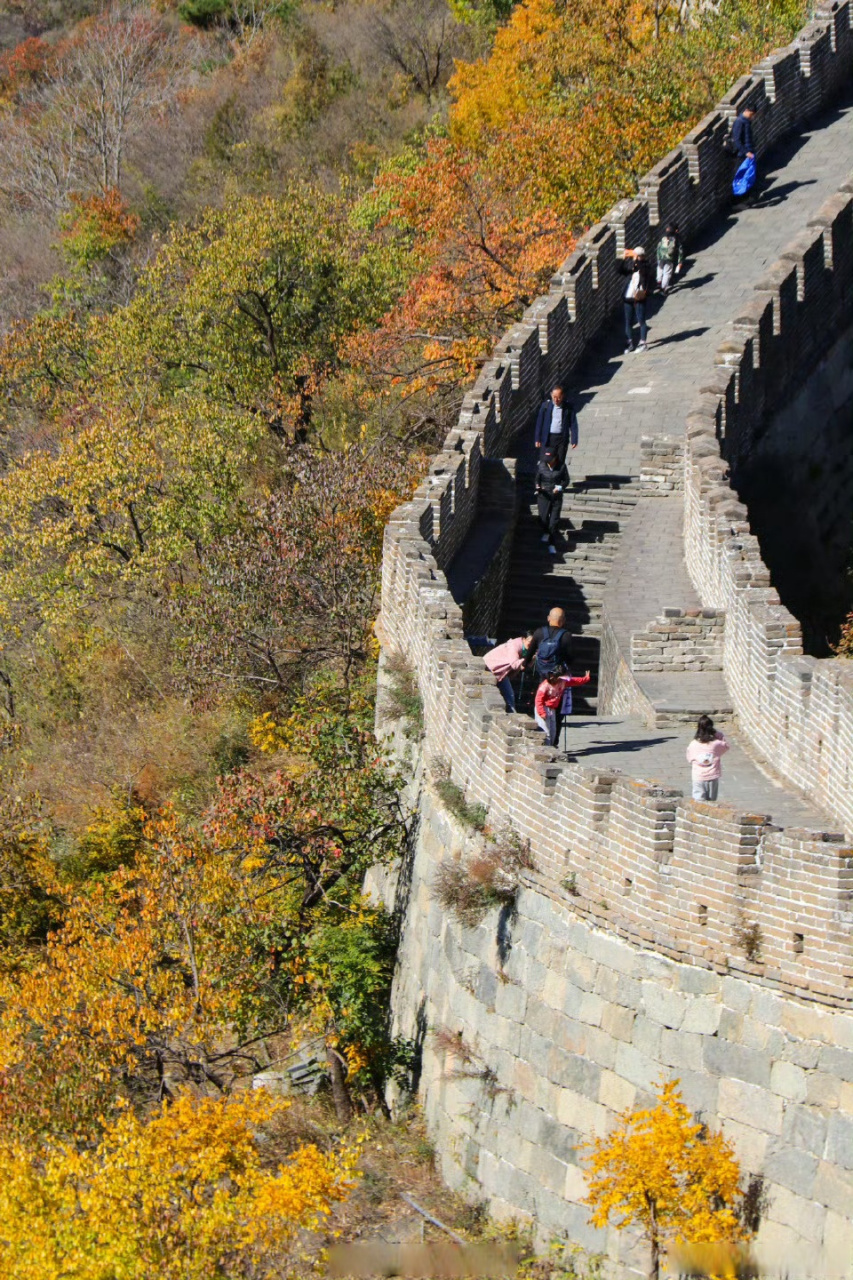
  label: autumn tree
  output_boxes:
[0,6,196,214]
[583,1081,750,1280]
[0,1091,357,1280]
[0,187,406,764]
[0,685,407,1141]
[357,0,808,437]
[173,444,419,700]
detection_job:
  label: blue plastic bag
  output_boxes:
[732,155,757,197]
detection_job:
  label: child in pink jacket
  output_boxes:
[483,635,532,712]
[686,714,729,801]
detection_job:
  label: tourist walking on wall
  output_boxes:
[686,714,729,801]
[483,635,532,713]
[621,247,651,352]
[534,665,591,747]
[656,223,684,295]
[527,607,573,680]
[535,452,569,555]
[730,105,756,161]
[534,385,578,465]
[729,106,758,204]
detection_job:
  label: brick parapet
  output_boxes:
[378,0,853,1006]
[683,177,853,835]
[630,607,724,674]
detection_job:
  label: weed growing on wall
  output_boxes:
[430,758,488,831]
[431,811,531,928]
[733,914,763,963]
[382,652,425,740]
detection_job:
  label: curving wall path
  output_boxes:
[379,0,853,1003]
[377,5,853,1274]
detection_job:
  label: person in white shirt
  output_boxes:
[620,246,652,352]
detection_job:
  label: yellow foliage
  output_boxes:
[583,1081,749,1279]
[0,1092,356,1280]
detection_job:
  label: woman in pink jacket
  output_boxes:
[686,714,729,801]
[483,635,532,712]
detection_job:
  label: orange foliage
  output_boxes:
[357,0,806,420]
[0,37,52,104]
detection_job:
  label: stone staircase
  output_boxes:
[497,453,641,712]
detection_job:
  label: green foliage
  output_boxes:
[308,907,402,1087]
[178,0,233,23]
[64,794,146,881]
[178,0,296,28]
[449,0,518,29]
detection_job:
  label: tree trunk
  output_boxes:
[326,1042,353,1125]
[649,1205,661,1280]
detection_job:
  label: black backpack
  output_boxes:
[536,627,566,675]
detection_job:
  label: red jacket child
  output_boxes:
[534,669,590,746]
[534,670,591,718]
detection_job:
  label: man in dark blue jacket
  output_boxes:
[731,106,757,205]
[731,107,755,159]
[534,386,578,465]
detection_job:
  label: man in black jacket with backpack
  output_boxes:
[527,607,573,681]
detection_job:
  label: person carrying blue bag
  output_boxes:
[728,106,758,204]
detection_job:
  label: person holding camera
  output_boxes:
[621,245,652,352]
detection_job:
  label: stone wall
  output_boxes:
[630,607,724,674]
[730,323,853,655]
[376,6,853,1265]
[379,0,853,1008]
[682,176,853,833]
[377,638,853,1005]
[386,784,853,1278]
[393,0,853,604]
[639,436,684,494]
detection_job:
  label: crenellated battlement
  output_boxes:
[683,178,853,833]
[378,0,853,1008]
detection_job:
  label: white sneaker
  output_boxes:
[540,533,550,543]
[637,340,648,351]
[548,544,557,555]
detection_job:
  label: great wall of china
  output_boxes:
[374,3,853,1273]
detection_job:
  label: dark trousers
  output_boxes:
[624,299,648,345]
[537,491,563,538]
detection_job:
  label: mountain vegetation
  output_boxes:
[0,0,808,1270]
